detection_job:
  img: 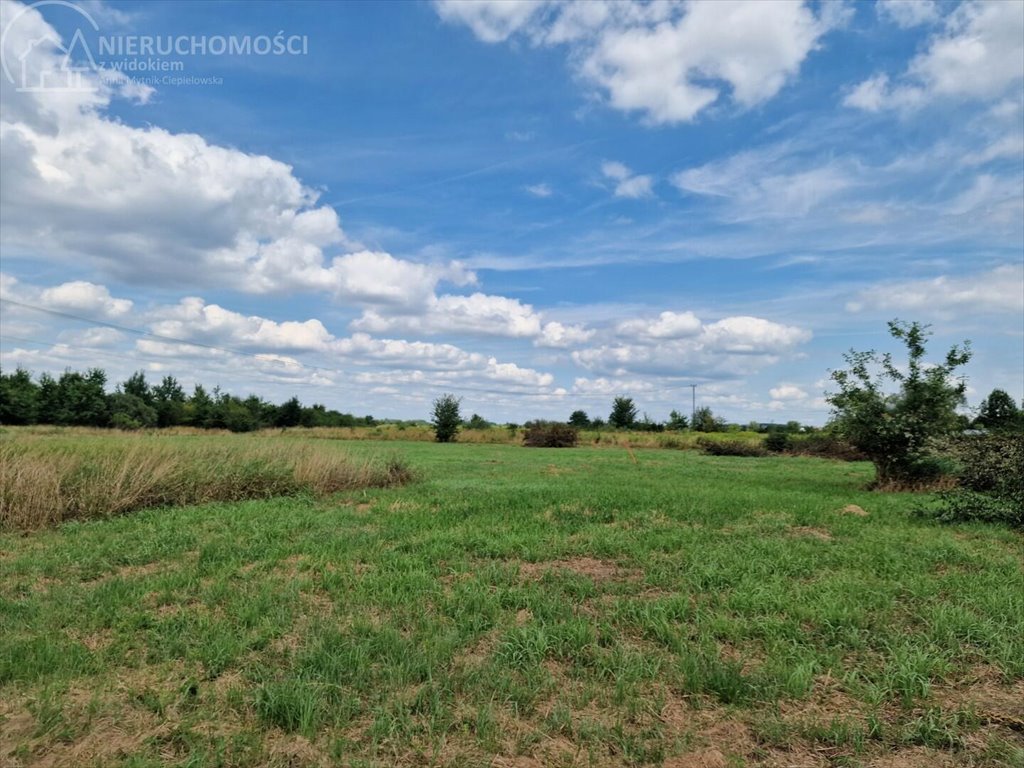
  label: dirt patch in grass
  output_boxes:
[839,504,869,517]
[264,731,329,767]
[933,667,1024,729]
[864,747,959,767]
[788,526,834,542]
[517,557,638,582]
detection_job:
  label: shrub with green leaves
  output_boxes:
[827,320,971,487]
[920,434,1024,528]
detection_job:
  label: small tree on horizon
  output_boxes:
[609,396,638,429]
[692,406,721,433]
[975,388,1022,432]
[431,393,462,443]
[667,409,689,431]
[568,409,590,428]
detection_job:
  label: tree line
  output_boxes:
[0,367,375,432]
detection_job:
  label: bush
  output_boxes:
[918,434,1024,528]
[786,433,866,461]
[827,320,971,487]
[523,421,578,448]
[697,437,767,457]
[764,431,790,452]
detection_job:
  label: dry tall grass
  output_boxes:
[0,436,412,530]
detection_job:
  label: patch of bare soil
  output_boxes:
[839,504,869,517]
[263,731,329,767]
[934,666,1024,730]
[542,464,573,476]
[0,666,189,768]
[864,747,959,767]
[517,557,638,582]
[788,526,834,542]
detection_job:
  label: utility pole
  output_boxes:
[690,384,697,425]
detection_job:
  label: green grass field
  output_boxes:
[2,437,1022,767]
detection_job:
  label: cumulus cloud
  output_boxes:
[435,0,843,125]
[351,292,592,347]
[1,274,132,319]
[616,311,702,340]
[148,298,334,353]
[845,1,1024,111]
[0,0,474,305]
[574,313,811,378]
[769,383,808,401]
[38,281,133,318]
[846,264,1024,316]
[602,160,654,198]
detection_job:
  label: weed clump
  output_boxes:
[522,421,579,448]
[697,437,767,457]
[0,438,412,530]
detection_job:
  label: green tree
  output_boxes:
[276,396,303,428]
[152,375,186,427]
[609,396,637,429]
[185,384,214,427]
[0,367,39,424]
[568,410,590,428]
[667,409,689,431]
[975,388,1022,432]
[109,392,157,429]
[692,406,722,433]
[827,319,971,486]
[122,371,152,405]
[466,413,489,430]
[431,393,462,443]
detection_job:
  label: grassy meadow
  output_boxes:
[1,431,1022,767]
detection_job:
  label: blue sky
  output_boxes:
[1,0,1021,424]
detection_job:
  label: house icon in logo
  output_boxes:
[17,27,97,92]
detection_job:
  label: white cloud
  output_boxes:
[538,321,595,348]
[672,146,852,219]
[525,182,554,197]
[602,160,654,198]
[0,0,473,306]
[876,0,940,28]
[574,314,811,378]
[616,311,702,340]
[351,292,592,347]
[769,383,808,401]
[1,274,132,319]
[38,280,133,318]
[435,0,843,125]
[846,1,1024,111]
[148,298,334,353]
[846,264,1024,316]
[434,0,545,43]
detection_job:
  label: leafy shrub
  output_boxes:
[827,320,971,487]
[918,434,1024,528]
[764,431,790,452]
[523,421,578,448]
[697,437,767,457]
